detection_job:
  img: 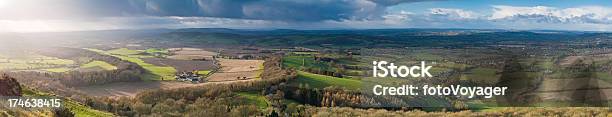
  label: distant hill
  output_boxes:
[143,28,609,48]
[7,28,610,48]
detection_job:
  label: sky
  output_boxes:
[1,0,612,32]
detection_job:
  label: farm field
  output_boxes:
[143,58,216,71]
[0,54,76,72]
[208,59,263,82]
[86,48,177,80]
[43,68,72,72]
[282,55,333,72]
[197,70,211,75]
[80,60,117,70]
[107,48,142,55]
[289,71,362,90]
[167,48,216,60]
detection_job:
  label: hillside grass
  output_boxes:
[236,92,270,109]
[144,48,168,54]
[107,48,142,55]
[0,56,75,70]
[111,54,176,80]
[64,100,115,117]
[283,55,332,72]
[290,71,362,90]
[43,68,72,73]
[21,87,114,117]
[80,61,117,70]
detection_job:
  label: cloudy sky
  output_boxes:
[1,0,612,32]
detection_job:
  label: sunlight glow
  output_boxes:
[0,0,5,8]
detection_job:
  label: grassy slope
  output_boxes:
[282,56,333,72]
[22,87,114,117]
[290,71,362,90]
[236,92,270,109]
[144,48,169,54]
[80,61,117,70]
[107,48,142,55]
[43,68,72,72]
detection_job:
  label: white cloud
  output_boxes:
[0,16,278,32]
[0,0,7,8]
[0,19,120,32]
[168,17,276,28]
[490,5,612,24]
[428,8,479,20]
[382,10,413,24]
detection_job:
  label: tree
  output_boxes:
[268,110,279,117]
[53,107,74,117]
[230,105,259,117]
[133,102,152,115]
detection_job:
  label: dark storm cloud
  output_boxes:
[70,0,435,21]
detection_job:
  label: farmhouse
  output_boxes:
[175,71,203,83]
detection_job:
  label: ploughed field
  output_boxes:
[208,59,264,82]
[167,48,216,60]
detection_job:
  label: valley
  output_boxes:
[1,29,611,116]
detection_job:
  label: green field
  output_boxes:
[43,68,72,72]
[108,48,142,55]
[144,48,167,53]
[197,70,211,75]
[80,61,117,70]
[461,67,499,83]
[290,71,362,90]
[236,92,270,109]
[283,56,333,72]
[86,48,177,80]
[144,48,170,58]
[64,100,115,117]
[0,55,75,71]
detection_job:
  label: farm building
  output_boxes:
[175,71,203,83]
